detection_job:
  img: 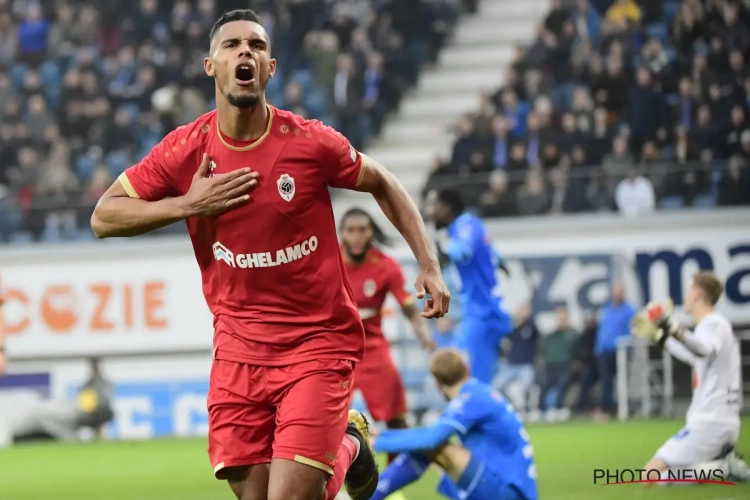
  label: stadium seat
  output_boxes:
[75,154,97,182]
[645,23,669,45]
[693,193,717,209]
[660,196,685,210]
[662,1,681,24]
[10,63,29,88]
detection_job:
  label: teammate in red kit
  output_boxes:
[340,208,434,463]
[90,8,449,500]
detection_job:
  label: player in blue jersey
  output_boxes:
[369,348,538,500]
[431,189,513,383]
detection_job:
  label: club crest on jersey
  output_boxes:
[363,279,376,298]
[277,174,295,202]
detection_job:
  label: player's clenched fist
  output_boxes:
[180,153,259,216]
[416,261,451,319]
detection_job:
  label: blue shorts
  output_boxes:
[458,316,512,384]
[437,454,525,500]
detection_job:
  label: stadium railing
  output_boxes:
[422,159,749,214]
[616,328,750,421]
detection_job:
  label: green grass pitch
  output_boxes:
[2,418,750,499]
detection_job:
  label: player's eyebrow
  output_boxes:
[220,36,268,48]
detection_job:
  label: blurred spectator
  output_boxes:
[432,316,458,349]
[17,3,50,66]
[431,0,750,218]
[480,170,517,218]
[496,304,539,413]
[583,283,635,420]
[0,0,463,243]
[615,167,656,216]
[572,311,599,412]
[539,307,579,416]
[719,155,750,206]
[517,169,552,216]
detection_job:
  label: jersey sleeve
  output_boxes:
[446,219,477,264]
[437,392,487,436]
[692,317,726,354]
[316,122,366,189]
[388,260,414,307]
[118,130,186,201]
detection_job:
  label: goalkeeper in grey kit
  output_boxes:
[631,271,750,482]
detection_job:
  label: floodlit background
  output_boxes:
[1,0,749,498]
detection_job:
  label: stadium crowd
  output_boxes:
[423,0,750,218]
[0,0,466,243]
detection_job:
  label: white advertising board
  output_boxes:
[1,210,749,359]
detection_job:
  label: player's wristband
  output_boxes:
[656,329,669,348]
[658,316,684,341]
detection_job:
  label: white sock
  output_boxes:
[345,433,361,460]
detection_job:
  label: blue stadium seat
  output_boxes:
[10,63,29,88]
[693,193,716,208]
[304,88,328,118]
[660,196,685,209]
[662,1,681,25]
[75,154,97,182]
[105,150,131,176]
[645,23,669,45]
[39,60,61,88]
[9,231,33,245]
[290,69,315,93]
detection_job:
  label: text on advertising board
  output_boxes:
[4,282,168,336]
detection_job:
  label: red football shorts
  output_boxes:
[354,340,408,422]
[208,358,354,479]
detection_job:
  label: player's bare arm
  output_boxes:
[91,154,258,238]
[355,154,450,318]
[402,302,436,351]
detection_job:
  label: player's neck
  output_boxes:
[217,98,270,142]
[691,304,714,324]
[445,381,466,400]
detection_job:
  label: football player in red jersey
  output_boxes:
[340,208,434,463]
[90,8,449,500]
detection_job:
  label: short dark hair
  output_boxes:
[209,9,263,44]
[436,189,464,215]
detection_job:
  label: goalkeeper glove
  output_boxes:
[631,298,685,347]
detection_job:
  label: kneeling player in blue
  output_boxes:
[431,189,513,383]
[370,349,538,500]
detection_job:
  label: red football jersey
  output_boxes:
[343,247,413,346]
[119,106,366,366]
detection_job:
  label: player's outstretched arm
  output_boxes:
[91,154,258,238]
[91,181,191,238]
[373,422,455,453]
[355,154,450,318]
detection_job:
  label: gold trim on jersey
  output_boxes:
[216,106,275,152]
[118,172,141,199]
[293,454,334,475]
[355,153,368,188]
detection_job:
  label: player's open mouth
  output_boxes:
[235,64,254,86]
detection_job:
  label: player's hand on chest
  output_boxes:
[199,146,324,225]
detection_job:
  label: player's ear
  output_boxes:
[204,56,215,78]
[269,58,277,79]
